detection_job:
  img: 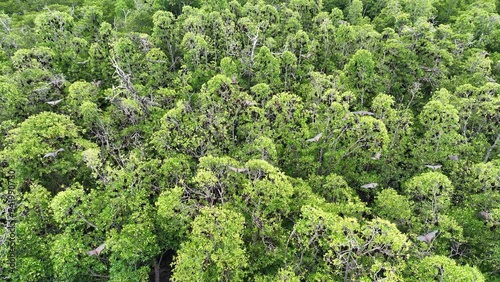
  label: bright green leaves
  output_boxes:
[452,3,499,51]
[156,187,193,249]
[347,0,365,25]
[179,157,298,274]
[254,46,281,87]
[470,161,500,196]
[326,113,389,184]
[33,10,81,76]
[308,173,367,218]
[420,89,460,132]
[452,83,500,160]
[460,49,493,86]
[50,229,90,281]
[153,100,209,158]
[152,10,177,64]
[403,171,463,254]
[157,153,193,188]
[50,182,106,232]
[111,36,145,78]
[251,83,273,105]
[243,159,295,219]
[143,48,170,88]
[66,81,99,114]
[371,93,412,139]
[73,5,104,39]
[265,92,309,176]
[459,161,500,245]
[180,32,214,89]
[288,0,322,26]
[291,205,348,278]
[377,37,422,101]
[0,0,498,281]
[407,255,485,282]
[286,30,315,81]
[153,74,269,159]
[79,101,102,130]
[34,11,74,44]
[108,221,160,280]
[114,0,134,18]
[290,205,410,280]
[190,155,240,206]
[87,22,114,84]
[50,184,85,227]
[343,115,389,158]
[0,81,25,122]
[311,12,335,72]
[8,47,64,119]
[11,47,55,71]
[172,206,248,282]
[374,188,412,226]
[236,136,278,164]
[341,49,378,107]
[415,88,462,164]
[404,171,454,220]
[400,0,437,23]
[326,217,410,281]
[6,183,55,281]
[373,0,410,31]
[1,112,95,191]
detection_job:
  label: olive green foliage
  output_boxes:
[0,0,498,281]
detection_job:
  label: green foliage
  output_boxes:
[0,0,499,280]
[341,49,378,107]
[1,112,96,191]
[374,188,412,226]
[404,172,454,225]
[172,206,248,281]
[290,205,410,280]
[108,220,160,279]
[50,229,90,281]
[156,186,193,249]
[407,255,485,282]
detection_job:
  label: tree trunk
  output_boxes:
[154,259,160,282]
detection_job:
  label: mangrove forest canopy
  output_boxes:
[0,0,499,281]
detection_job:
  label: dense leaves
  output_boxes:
[0,0,498,281]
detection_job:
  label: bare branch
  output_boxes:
[483,132,500,163]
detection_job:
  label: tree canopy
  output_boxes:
[0,0,498,281]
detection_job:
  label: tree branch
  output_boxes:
[77,211,98,230]
[483,132,500,163]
